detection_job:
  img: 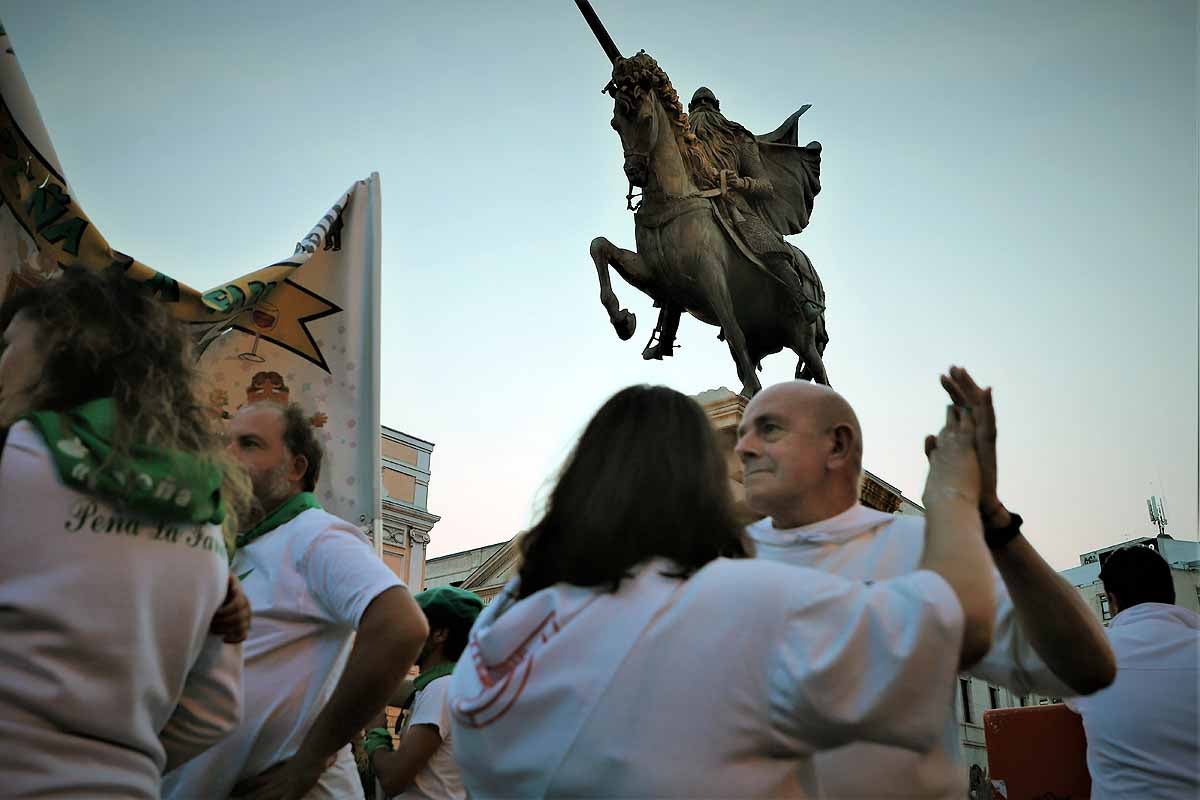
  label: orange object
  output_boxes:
[983,704,1091,799]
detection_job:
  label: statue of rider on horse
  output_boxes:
[577,0,831,396]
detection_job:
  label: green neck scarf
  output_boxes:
[237,491,321,548]
[414,662,456,691]
[25,398,225,525]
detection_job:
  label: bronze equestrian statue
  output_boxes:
[577,0,830,397]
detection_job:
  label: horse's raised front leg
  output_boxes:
[589,236,639,341]
[642,304,681,360]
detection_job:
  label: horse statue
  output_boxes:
[577,1,830,397]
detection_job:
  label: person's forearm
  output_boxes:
[993,534,1116,695]
[919,492,995,667]
[295,591,426,765]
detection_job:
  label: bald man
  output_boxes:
[735,367,1116,800]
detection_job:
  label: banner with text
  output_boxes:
[0,21,382,534]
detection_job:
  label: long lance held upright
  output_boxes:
[575,0,623,64]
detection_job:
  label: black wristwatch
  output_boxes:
[984,511,1023,552]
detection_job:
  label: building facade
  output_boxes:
[379,426,440,590]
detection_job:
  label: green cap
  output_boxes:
[414,585,485,626]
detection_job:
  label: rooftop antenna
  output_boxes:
[1147,495,1168,537]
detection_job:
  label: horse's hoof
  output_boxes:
[613,310,636,341]
[642,344,666,361]
[739,382,761,399]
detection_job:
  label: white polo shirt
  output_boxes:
[749,504,1076,800]
[449,556,966,798]
[1065,602,1200,800]
[164,506,403,800]
[0,421,241,799]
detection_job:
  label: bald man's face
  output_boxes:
[734,383,861,521]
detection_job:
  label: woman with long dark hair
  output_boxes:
[448,384,995,798]
[0,268,252,797]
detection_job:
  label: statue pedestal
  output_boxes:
[694,387,911,524]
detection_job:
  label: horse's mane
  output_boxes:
[608,52,720,189]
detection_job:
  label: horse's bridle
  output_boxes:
[622,149,649,211]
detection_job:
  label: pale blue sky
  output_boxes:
[1,1,1195,567]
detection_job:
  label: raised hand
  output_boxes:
[922,403,981,509]
[939,366,1008,526]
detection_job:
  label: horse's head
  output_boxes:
[608,82,658,188]
[606,52,664,188]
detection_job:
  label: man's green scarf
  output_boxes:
[236,491,322,548]
[413,662,456,691]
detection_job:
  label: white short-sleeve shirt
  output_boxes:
[749,504,1076,800]
[392,676,464,800]
[1065,602,1200,800]
[449,556,965,798]
[0,421,240,799]
[164,505,403,800]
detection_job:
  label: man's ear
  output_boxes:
[288,453,309,486]
[1106,590,1122,615]
[827,423,857,470]
[430,627,450,647]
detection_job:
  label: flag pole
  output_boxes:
[368,172,384,558]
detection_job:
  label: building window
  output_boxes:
[989,686,1000,709]
[960,678,973,724]
[1099,594,1113,622]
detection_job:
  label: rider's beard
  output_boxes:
[689,108,742,176]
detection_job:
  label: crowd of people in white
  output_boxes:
[0,269,1195,799]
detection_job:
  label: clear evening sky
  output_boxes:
[1,1,1194,568]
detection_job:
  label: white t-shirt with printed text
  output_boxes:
[749,503,1076,800]
[0,421,241,799]
[164,505,403,800]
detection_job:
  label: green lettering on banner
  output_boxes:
[143,271,181,303]
[30,183,69,230]
[0,128,18,160]
[40,216,88,257]
[247,280,274,304]
[224,283,246,310]
[203,288,232,314]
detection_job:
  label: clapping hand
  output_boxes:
[938,366,1010,527]
[922,403,982,509]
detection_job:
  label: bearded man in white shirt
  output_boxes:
[164,403,429,800]
[1065,545,1200,799]
[736,366,1117,799]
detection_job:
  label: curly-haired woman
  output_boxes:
[0,267,252,797]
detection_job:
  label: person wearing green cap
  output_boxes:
[367,585,483,800]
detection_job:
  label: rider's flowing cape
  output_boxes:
[752,106,823,237]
